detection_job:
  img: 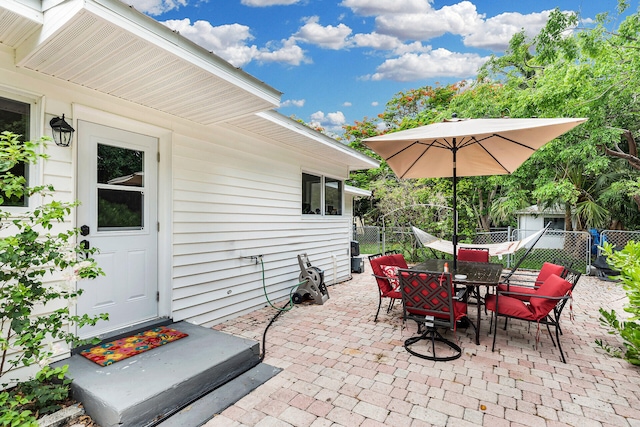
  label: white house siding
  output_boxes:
[0,1,377,384]
[0,62,79,385]
[171,130,354,327]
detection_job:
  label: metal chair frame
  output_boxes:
[398,269,474,361]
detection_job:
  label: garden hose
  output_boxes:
[259,257,307,362]
[260,257,307,312]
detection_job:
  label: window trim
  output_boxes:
[301,171,344,217]
[0,86,44,212]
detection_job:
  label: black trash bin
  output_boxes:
[350,240,360,256]
[350,241,363,273]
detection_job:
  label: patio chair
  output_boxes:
[496,262,566,301]
[368,253,408,321]
[486,273,574,363]
[457,246,490,307]
[397,268,474,361]
[457,247,490,263]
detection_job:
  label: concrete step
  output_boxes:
[53,321,268,427]
[156,363,281,427]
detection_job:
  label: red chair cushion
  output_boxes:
[386,289,402,299]
[496,283,537,300]
[370,254,408,295]
[536,262,565,285]
[458,248,489,263]
[529,274,572,319]
[387,253,409,269]
[380,265,400,291]
[497,262,565,300]
[485,294,536,320]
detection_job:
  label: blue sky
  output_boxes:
[124,0,630,134]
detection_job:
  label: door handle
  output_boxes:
[80,240,90,250]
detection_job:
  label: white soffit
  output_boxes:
[0,0,42,47]
[225,110,380,171]
[5,0,280,125]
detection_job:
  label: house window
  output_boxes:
[0,96,30,207]
[324,177,342,215]
[544,217,565,230]
[302,172,343,216]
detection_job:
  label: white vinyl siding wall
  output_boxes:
[171,132,352,327]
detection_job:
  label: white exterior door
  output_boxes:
[77,121,159,339]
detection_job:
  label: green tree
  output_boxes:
[450,3,640,230]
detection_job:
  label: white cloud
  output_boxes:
[352,32,403,50]
[309,110,347,131]
[281,98,306,107]
[340,0,430,16]
[162,19,308,67]
[294,16,353,49]
[344,1,561,53]
[257,37,310,65]
[242,0,302,5]
[375,1,485,41]
[123,0,187,16]
[369,48,490,82]
[343,101,352,107]
[371,101,379,106]
[352,32,431,57]
[463,10,552,51]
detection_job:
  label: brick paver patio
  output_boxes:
[206,260,640,427]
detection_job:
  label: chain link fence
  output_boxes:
[509,229,591,274]
[599,230,640,253]
[352,226,381,255]
[353,225,593,273]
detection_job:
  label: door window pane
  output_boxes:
[98,144,144,187]
[98,189,143,230]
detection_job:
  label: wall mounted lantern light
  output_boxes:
[50,114,75,147]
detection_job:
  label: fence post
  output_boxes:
[381,227,386,254]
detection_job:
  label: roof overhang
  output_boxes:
[516,204,565,216]
[3,0,280,124]
[224,110,380,172]
[1,0,380,173]
[345,185,371,197]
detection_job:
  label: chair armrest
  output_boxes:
[496,290,569,301]
[525,293,570,301]
[500,281,539,289]
[454,288,467,301]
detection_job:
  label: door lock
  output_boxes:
[80,225,90,236]
[80,240,90,251]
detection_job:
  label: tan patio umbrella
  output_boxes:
[363,117,587,267]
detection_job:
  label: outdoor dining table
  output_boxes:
[413,259,504,345]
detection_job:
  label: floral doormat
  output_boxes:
[80,326,188,366]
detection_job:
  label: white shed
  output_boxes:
[516,204,574,249]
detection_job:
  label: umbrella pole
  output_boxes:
[452,143,458,270]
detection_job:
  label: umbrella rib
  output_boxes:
[472,134,537,173]
[475,134,537,150]
[395,141,435,178]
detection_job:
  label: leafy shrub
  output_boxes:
[0,131,108,424]
[596,241,640,366]
[0,366,71,426]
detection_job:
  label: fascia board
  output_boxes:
[257,110,380,170]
